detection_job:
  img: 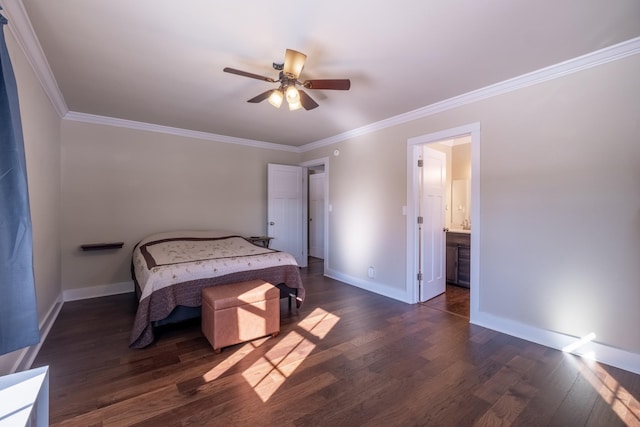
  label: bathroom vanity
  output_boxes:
[446,231,470,288]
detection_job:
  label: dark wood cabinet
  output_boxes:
[446,232,470,288]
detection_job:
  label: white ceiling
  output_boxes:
[9,1,640,147]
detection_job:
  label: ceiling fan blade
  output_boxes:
[298,90,319,110]
[247,90,273,103]
[303,79,351,90]
[223,67,275,83]
[283,49,307,79]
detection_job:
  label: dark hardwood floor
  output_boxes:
[33,259,640,426]
[423,283,471,319]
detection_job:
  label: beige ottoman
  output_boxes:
[202,280,280,353]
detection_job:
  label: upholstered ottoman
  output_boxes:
[201,280,280,353]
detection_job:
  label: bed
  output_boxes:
[129,230,304,348]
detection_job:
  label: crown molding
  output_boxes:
[0,0,68,118]
[4,0,638,154]
[299,36,640,153]
[64,111,300,153]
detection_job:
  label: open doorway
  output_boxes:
[300,157,329,275]
[308,167,325,259]
[423,138,471,317]
[406,123,480,321]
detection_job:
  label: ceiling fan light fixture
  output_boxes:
[288,100,302,111]
[285,85,299,102]
[268,89,283,108]
[283,49,307,78]
[285,86,302,111]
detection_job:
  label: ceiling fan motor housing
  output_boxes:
[278,72,297,88]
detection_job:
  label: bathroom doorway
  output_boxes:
[433,138,471,316]
[406,123,480,321]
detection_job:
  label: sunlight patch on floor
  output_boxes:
[566,353,640,425]
[584,360,639,424]
[242,330,315,402]
[201,338,269,383]
[297,307,341,339]
[242,308,340,402]
[201,307,340,402]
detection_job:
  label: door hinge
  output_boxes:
[417,216,423,224]
[417,273,423,281]
[417,159,423,167]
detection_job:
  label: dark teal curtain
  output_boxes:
[0,9,40,355]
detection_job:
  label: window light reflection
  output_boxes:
[562,332,596,353]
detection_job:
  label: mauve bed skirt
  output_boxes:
[130,265,303,348]
[149,283,298,327]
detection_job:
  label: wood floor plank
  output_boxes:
[32,258,640,426]
[473,381,538,426]
[548,365,602,426]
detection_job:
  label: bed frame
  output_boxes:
[128,232,304,348]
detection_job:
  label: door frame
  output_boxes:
[300,157,330,272]
[406,123,480,321]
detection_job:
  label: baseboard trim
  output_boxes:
[472,311,640,375]
[10,281,135,373]
[322,270,640,375]
[63,281,134,302]
[324,268,412,304]
[12,293,63,373]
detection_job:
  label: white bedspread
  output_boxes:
[133,230,298,300]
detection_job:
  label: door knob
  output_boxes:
[269,221,275,226]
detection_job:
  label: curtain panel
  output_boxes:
[0,11,40,355]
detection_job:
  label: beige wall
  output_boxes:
[303,54,640,355]
[473,55,640,353]
[60,121,299,291]
[1,27,61,374]
[306,129,408,291]
[451,143,471,181]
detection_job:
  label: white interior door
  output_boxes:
[309,172,325,259]
[419,147,446,301]
[268,164,306,267]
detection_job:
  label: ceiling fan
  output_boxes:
[223,49,350,111]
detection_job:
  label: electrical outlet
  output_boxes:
[367,266,376,279]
